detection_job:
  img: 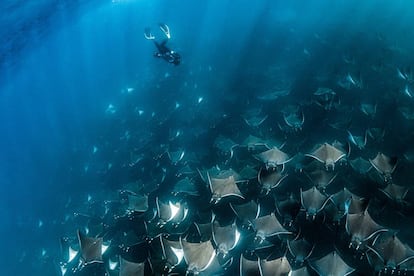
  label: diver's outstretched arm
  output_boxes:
[144,27,155,40]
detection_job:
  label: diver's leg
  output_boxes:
[156,40,170,54]
[160,39,168,47]
[159,23,171,39]
[154,41,162,53]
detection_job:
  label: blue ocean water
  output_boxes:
[2,0,414,275]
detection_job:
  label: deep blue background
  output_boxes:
[1,0,414,274]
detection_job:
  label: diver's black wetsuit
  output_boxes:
[154,40,181,66]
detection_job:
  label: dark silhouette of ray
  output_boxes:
[403,148,414,163]
[180,239,218,275]
[231,200,260,227]
[252,213,292,243]
[197,167,217,184]
[194,221,213,241]
[212,220,241,256]
[399,106,414,120]
[214,135,238,159]
[287,238,314,265]
[155,198,189,227]
[106,257,119,275]
[304,167,338,190]
[167,149,185,165]
[328,114,352,131]
[349,157,372,174]
[242,135,285,152]
[119,257,146,276]
[360,102,377,118]
[305,143,346,170]
[259,256,291,276]
[77,230,104,264]
[127,194,149,213]
[146,234,163,263]
[72,212,104,236]
[310,250,355,276]
[60,237,79,263]
[300,186,331,220]
[240,165,259,180]
[86,221,106,238]
[258,167,288,195]
[172,177,200,197]
[201,167,245,183]
[347,197,368,215]
[289,266,310,276]
[181,151,199,165]
[254,147,292,169]
[368,233,414,273]
[240,254,260,276]
[369,152,397,182]
[257,83,291,101]
[347,130,368,151]
[367,127,385,142]
[275,193,301,226]
[325,188,366,223]
[117,230,146,251]
[243,113,268,127]
[281,105,304,132]
[207,172,245,204]
[346,209,388,250]
[160,236,184,271]
[242,135,272,152]
[194,215,214,241]
[313,87,337,110]
[120,181,145,196]
[380,183,408,202]
[242,108,268,128]
[176,164,196,178]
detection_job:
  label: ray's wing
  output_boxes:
[127,194,149,213]
[287,238,314,264]
[231,200,260,225]
[349,157,372,174]
[180,239,217,274]
[212,220,241,254]
[119,257,146,276]
[60,237,79,264]
[306,143,345,165]
[304,168,337,189]
[254,148,291,167]
[252,213,292,240]
[346,209,388,247]
[172,177,200,197]
[160,236,184,270]
[208,173,245,203]
[369,152,397,176]
[77,230,103,264]
[300,187,330,217]
[368,233,414,270]
[258,167,288,194]
[259,256,292,276]
[240,254,260,276]
[289,266,310,276]
[310,250,355,276]
[380,183,408,201]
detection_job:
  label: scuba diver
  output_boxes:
[145,23,181,66]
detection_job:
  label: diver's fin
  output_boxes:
[144,27,155,40]
[159,23,171,39]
